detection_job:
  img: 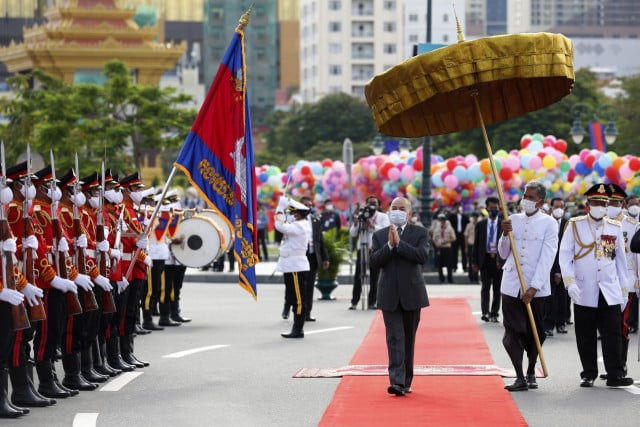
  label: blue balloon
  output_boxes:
[575,162,589,176]
[452,165,468,182]
[593,163,605,177]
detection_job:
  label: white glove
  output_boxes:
[277,195,290,212]
[24,235,38,250]
[567,283,581,302]
[0,288,24,306]
[76,234,88,248]
[2,238,17,253]
[74,273,93,291]
[143,256,153,267]
[110,249,121,261]
[97,240,110,252]
[93,275,113,291]
[20,283,43,307]
[57,237,69,252]
[116,278,129,294]
[51,276,77,294]
[136,237,148,249]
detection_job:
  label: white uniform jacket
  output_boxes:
[498,210,558,298]
[275,218,311,273]
[559,215,628,307]
[617,214,639,292]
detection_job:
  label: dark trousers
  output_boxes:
[34,288,65,362]
[574,292,625,380]
[352,248,379,307]
[502,294,546,379]
[164,264,187,315]
[436,247,455,282]
[544,277,567,331]
[480,259,502,317]
[284,271,309,332]
[0,302,13,365]
[452,232,466,270]
[213,252,234,272]
[257,228,269,261]
[305,254,318,315]
[382,307,421,387]
[467,244,478,281]
[627,292,638,329]
[144,260,164,320]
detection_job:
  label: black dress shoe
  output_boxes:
[606,376,634,387]
[504,378,528,391]
[281,331,304,339]
[171,314,192,323]
[599,374,608,380]
[305,317,316,322]
[481,315,489,322]
[142,322,164,331]
[403,386,412,394]
[526,374,538,389]
[158,318,181,327]
[134,325,151,335]
[545,329,554,337]
[387,384,405,396]
[556,325,568,334]
[580,378,595,388]
[629,326,638,334]
[490,316,499,323]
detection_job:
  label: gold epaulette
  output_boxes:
[624,216,638,225]
[569,215,587,222]
[604,217,621,227]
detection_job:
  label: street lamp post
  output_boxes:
[569,103,619,147]
[421,0,434,236]
[343,138,354,275]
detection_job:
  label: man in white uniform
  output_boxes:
[559,183,633,388]
[499,180,558,391]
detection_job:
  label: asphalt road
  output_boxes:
[5,274,640,427]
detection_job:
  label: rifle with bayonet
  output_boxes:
[21,145,46,321]
[96,162,116,314]
[0,141,30,330]
[49,151,82,316]
[72,154,98,312]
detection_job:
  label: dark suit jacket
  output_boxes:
[550,218,568,275]
[370,224,429,311]
[308,214,329,265]
[448,212,469,235]
[472,218,504,269]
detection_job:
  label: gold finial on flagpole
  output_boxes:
[454,3,465,43]
[236,3,254,31]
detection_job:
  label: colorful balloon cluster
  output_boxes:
[255,133,640,210]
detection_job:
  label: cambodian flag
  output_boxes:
[589,122,605,152]
[174,28,258,299]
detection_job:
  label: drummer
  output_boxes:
[275,196,311,339]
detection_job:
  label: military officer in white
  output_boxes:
[604,183,639,380]
[275,196,311,339]
[559,183,633,388]
[499,180,558,392]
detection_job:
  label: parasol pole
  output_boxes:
[471,93,548,377]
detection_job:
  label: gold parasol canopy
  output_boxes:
[365,32,574,138]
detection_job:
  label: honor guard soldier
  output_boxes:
[559,183,633,388]
[3,163,53,409]
[605,183,639,380]
[118,172,151,368]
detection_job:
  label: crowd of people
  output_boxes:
[0,163,192,419]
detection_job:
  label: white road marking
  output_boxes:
[304,326,354,335]
[162,344,230,358]
[100,372,143,392]
[73,413,99,427]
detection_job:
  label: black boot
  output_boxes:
[81,347,108,383]
[35,360,72,399]
[93,339,120,377]
[158,301,181,327]
[9,365,54,407]
[120,335,148,368]
[142,311,164,331]
[106,337,135,372]
[281,313,305,338]
[1,367,26,418]
[61,353,98,391]
[170,301,191,323]
[282,303,290,319]
[24,361,56,406]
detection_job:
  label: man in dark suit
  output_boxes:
[371,197,429,397]
[300,196,329,322]
[544,197,569,336]
[472,197,503,323]
[448,203,469,272]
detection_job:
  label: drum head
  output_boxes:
[197,209,234,255]
[170,217,221,268]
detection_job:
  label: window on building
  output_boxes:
[409,34,418,42]
[443,14,449,22]
[383,22,396,32]
[383,44,397,54]
[329,0,341,10]
[329,65,342,75]
[383,1,396,11]
[409,13,418,22]
[329,21,341,32]
[329,43,342,53]
[443,34,449,42]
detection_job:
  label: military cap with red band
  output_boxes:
[584,183,611,202]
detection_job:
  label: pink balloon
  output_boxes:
[528,156,542,170]
[444,175,458,189]
[401,167,415,181]
[388,167,400,181]
[620,164,633,180]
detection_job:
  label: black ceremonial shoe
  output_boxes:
[526,374,538,389]
[606,377,634,387]
[387,385,405,396]
[580,378,595,388]
[504,378,528,392]
[281,331,304,339]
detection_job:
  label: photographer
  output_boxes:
[349,196,390,310]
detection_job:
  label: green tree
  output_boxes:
[615,74,640,156]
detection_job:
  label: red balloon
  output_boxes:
[629,157,640,171]
[321,159,333,168]
[567,169,576,182]
[380,162,393,179]
[446,159,457,172]
[584,155,596,169]
[412,158,423,172]
[499,167,513,181]
[520,137,531,148]
[605,166,619,181]
[300,165,311,176]
[555,139,568,153]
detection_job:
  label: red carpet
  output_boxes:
[319,298,527,427]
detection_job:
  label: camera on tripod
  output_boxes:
[357,205,377,222]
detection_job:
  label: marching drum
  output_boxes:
[169,216,223,268]
[196,209,234,255]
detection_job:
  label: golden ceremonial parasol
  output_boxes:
[365,19,575,377]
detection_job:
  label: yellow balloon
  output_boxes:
[542,155,556,170]
[563,182,572,193]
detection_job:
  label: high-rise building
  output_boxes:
[277,0,300,91]
[404,0,466,57]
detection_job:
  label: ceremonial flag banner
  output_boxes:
[175,27,258,299]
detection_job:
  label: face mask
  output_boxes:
[521,199,538,215]
[285,214,296,223]
[488,209,499,218]
[46,186,62,202]
[129,191,143,205]
[0,186,13,204]
[20,184,36,200]
[628,205,640,217]
[552,208,564,219]
[325,204,334,212]
[104,189,123,204]
[70,192,86,207]
[607,206,621,218]
[88,196,100,209]
[589,205,606,220]
[388,210,407,226]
